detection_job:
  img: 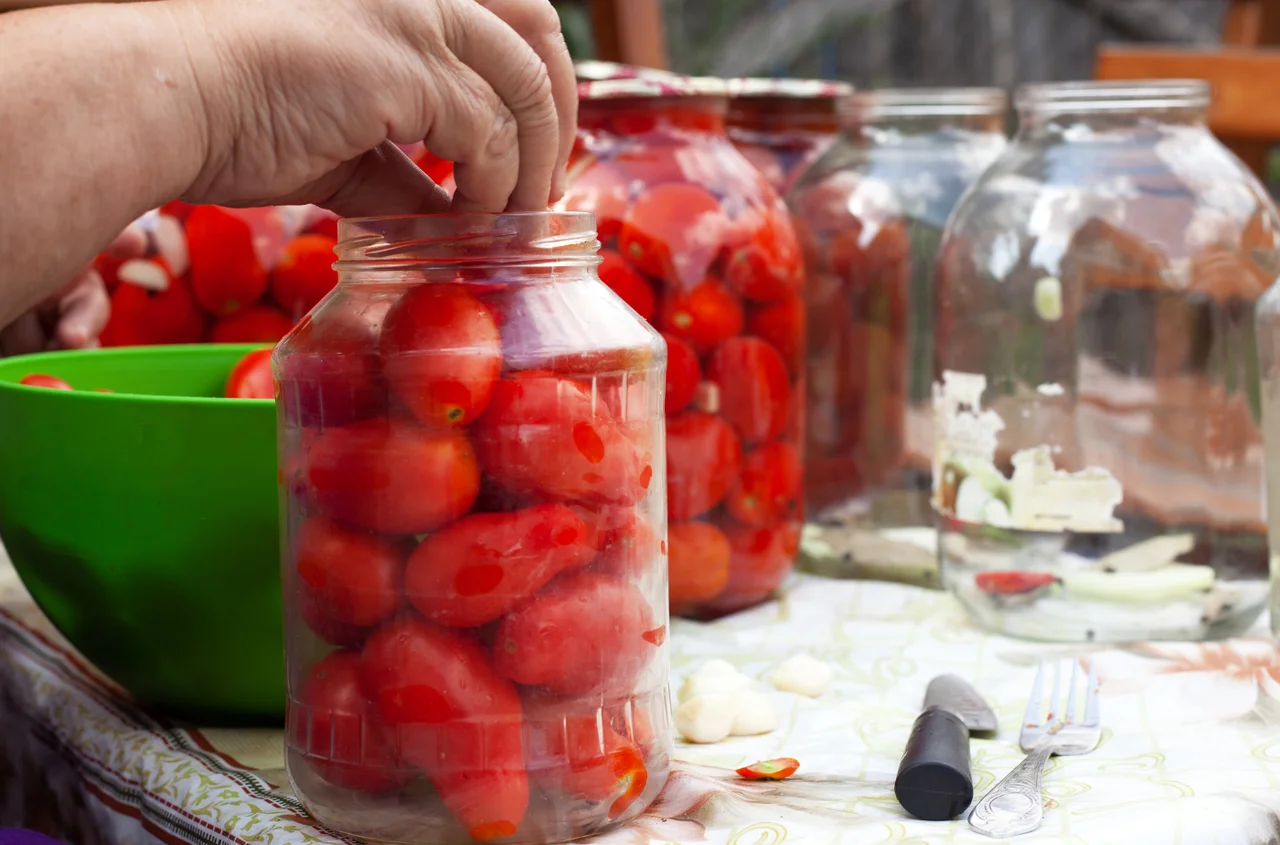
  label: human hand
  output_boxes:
[0,226,145,356]
[169,0,576,217]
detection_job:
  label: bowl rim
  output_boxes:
[0,343,276,406]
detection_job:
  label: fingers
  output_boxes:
[437,0,559,212]
[471,0,576,202]
[311,142,452,219]
[52,270,111,350]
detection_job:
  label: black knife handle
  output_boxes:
[894,706,974,821]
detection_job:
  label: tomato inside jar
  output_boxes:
[786,88,1008,576]
[559,76,806,619]
[275,213,672,843]
[725,77,854,196]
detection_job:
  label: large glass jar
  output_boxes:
[558,77,806,619]
[787,88,1008,580]
[725,78,854,195]
[275,213,671,843]
[936,80,1280,642]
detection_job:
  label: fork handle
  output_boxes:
[967,745,1053,837]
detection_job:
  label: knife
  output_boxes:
[894,674,997,821]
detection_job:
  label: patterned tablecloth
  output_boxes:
[5,547,1280,845]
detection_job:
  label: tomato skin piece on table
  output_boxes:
[736,757,800,780]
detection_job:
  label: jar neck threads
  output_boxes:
[855,88,1009,138]
[334,213,599,276]
[1015,80,1209,132]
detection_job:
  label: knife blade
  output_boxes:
[894,674,997,821]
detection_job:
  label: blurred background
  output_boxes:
[553,0,1276,187]
[556,0,1226,85]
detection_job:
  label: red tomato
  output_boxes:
[101,272,206,346]
[618,184,728,287]
[224,347,275,399]
[525,704,649,816]
[292,651,408,793]
[210,304,294,344]
[185,206,269,317]
[714,522,800,612]
[295,516,409,627]
[360,616,528,841]
[93,252,127,294]
[494,571,657,695]
[665,411,741,521]
[705,337,790,445]
[667,521,731,612]
[271,234,339,319]
[159,200,194,223]
[305,419,481,534]
[380,284,502,428]
[297,584,370,647]
[307,214,340,241]
[747,295,803,376]
[588,509,658,580]
[654,277,744,355]
[473,373,652,507]
[610,145,687,188]
[404,504,594,627]
[277,298,394,427]
[598,249,656,320]
[559,162,630,238]
[661,332,700,414]
[725,442,802,527]
[724,206,803,303]
[19,374,72,390]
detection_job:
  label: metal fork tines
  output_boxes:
[968,658,1101,838]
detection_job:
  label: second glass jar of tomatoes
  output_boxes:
[726,78,854,195]
[274,213,671,844]
[560,77,806,619]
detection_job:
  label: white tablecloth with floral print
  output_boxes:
[4,548,1280,845]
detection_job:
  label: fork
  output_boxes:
[968,658,1101,837]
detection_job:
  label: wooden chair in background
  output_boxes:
[1095,0,1280,179]
[587,0,669,70]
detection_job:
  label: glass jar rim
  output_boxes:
[573,60,685,83]
[858,87,1008,118]
[1015,79,1210,113]
[579,76,728,101]
[334,212,599,268]
[727,78,854,100]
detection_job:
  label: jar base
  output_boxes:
[941,526,1268,643]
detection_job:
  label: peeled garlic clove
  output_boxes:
[770,654,832,698]
[675,695,737,743]
[696,658,740,679]
[729,690,778,736]
[678,669,751,704]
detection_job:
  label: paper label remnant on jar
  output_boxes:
[932,370,1124,533]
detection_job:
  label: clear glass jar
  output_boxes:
[787,88,1008,580]
[725,78,854,195]
[275,213,671,843]
[936,80,1280,642]
[558,77,806,619]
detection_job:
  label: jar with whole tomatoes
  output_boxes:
[559,77,806,619]
[726,78,854,195]
[787,87,1008,579]
[275,212,671,843]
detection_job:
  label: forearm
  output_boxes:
[0,1,206,325]
[0,0,134,11]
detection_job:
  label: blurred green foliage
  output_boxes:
[555,3,594,60]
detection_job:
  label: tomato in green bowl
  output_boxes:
[0,344,283,724]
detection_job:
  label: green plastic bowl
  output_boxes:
[0,344,283,724]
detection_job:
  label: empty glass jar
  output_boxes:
[275,213,671,843]
[937,80,1280,642]
[787,88,1008,581]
